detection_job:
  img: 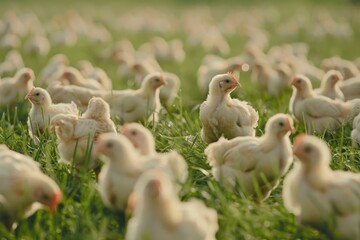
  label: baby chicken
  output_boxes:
[0,147,62,230]
[26,87,79,144]
[289,74,350,133]
[283,135,360,240]
[0,68,34,107]
[205,113,293,201]
[314,70,345,101]
[125,170,218,240]
[200,73,259,143]
[50,97,116,168]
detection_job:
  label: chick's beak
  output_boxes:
[290,77,298,86]
[286,117,295,133]
[159,75,166,86]
[92,136,104,157]
[25,88,35,100]
[293,134,306,160]
[49,192,62,214]
[119,124,129,135]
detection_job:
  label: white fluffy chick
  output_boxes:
[109,72,166,123]
[119,123,155,155]
[94,133,145,210]
[38,54,69,85]
[0,147,62,230]
[0,68,34,107]
[60,67,105,90]
[26,87,79,144]
[125,170,218,240]
[339,76,360,101]
[0,50,24,77]
[351,113,360,147]
[119,123,188,184]
[23,34,50,56]
[314,70,345,101]
[251,59,289,96]
[205,113,293,200]
[198,56,244,94]
[283,135,360,240]
[199,73,259,143]
[86,67,112,91]
[50,97,116,168]
[289,74,350,133]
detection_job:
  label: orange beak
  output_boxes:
[126,192,137,217]
[92,135,104,157]
[286,117,295,133]
[119,123,129,135]
[49,192,62,213]
[227,72,240,88]
[159,74,166,86]
[25,88,35,100]
[290,76,298,86]
[293,134,306,160]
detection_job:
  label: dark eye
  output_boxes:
[304,146,312,153]
[155,78,160,82]
[225,79,231,83]
[106,142,113,148]
[131,130,137,136]
[279,122,284,127]
[42,194,51,202]
[296,80,301,83]
[36,93,40,96]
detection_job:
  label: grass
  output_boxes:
[0,1,360,239]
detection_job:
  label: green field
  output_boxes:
[0,0,360,239]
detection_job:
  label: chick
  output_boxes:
[283,135,360,240]
[38,54,69,85]
[50,97,116,168]
[60,66,105,90]
[125,170,218,240]
[289,74,350,133]
[0,68,34,107]
[205,114,293,201]
[26,87,79,144]
[199,72,259,143]
[109,72,166,123]
[0,147,62,230]
[339,76,360,101]
[314,70,345,101]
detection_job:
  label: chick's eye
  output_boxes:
[106,142,113,148]
[131,130,137,136]
[304,146,312,153]
[42,194,51,201]
[36,93,40,96]
[279,122,284,127]
[296,80,301,83]
[155,78,160,82]
[225,79,231,83]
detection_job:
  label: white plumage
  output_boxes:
[125,170,218,240]
[0,68,34,107]
[205,113,293,201]
[120,123,188,184]
[200,73,259,143]
[108,72,165,123]
[283,134,360,240]
[289,74,350,133]
[0,146,62,230]
[314,70,344,100]
[50,97,116,168]
[197,56,244,94]
[26,87,79,144]
[60,66,106,90]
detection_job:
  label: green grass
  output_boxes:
[1,1,360,239]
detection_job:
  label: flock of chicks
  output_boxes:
[0,7,360,240]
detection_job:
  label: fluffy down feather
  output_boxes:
[125,170,218,240]
[283,135,360,240]
[200,73,259,143]
[0,147,62,230]
[205,113,293,201]
[289,74,350,133]
[26,87,79,144]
